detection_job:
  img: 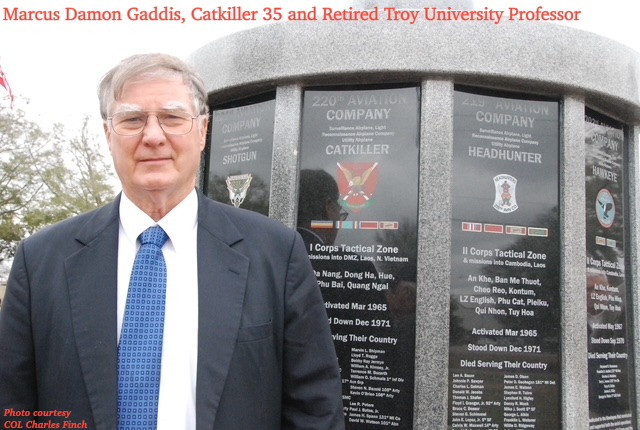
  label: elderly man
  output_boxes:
[0,54,344,429]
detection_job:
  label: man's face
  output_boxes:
[104,77,207,203]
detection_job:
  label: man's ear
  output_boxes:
[103,122,113,152]
[199,115,209,151]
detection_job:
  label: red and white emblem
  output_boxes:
[493,174,518,214]
[336,162,379,213]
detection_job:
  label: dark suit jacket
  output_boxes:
[0,192,344,429]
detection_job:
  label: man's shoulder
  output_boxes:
[198,195,295,241]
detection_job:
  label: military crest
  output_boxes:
[336,162,379,213]
[493,174,518,213]
[595,188,615,228]
[226,173,252,208]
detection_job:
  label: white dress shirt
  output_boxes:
[117,190,199,429]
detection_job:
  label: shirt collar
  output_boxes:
[119,189,199,251]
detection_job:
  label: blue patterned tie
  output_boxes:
[118,225,169,429]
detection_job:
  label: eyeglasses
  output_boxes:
[334,201,349,221]
[108,110,200,136]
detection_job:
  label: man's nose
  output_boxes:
[141,114,166,143]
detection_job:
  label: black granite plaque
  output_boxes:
[449,88,561,429]
[298,87,420,429]
[206,99,275,215]
[585,109,635,430]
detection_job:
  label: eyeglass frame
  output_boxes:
[333,200,349,221]
[107,110,204,136]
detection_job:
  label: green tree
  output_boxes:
[0,105,115,263]
[1,105,47,262]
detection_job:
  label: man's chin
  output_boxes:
[135,169,175,185]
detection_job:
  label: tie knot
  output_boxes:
[139,225,168,248]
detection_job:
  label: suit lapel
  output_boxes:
[195,193,249,430]
[65,197,120,430]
